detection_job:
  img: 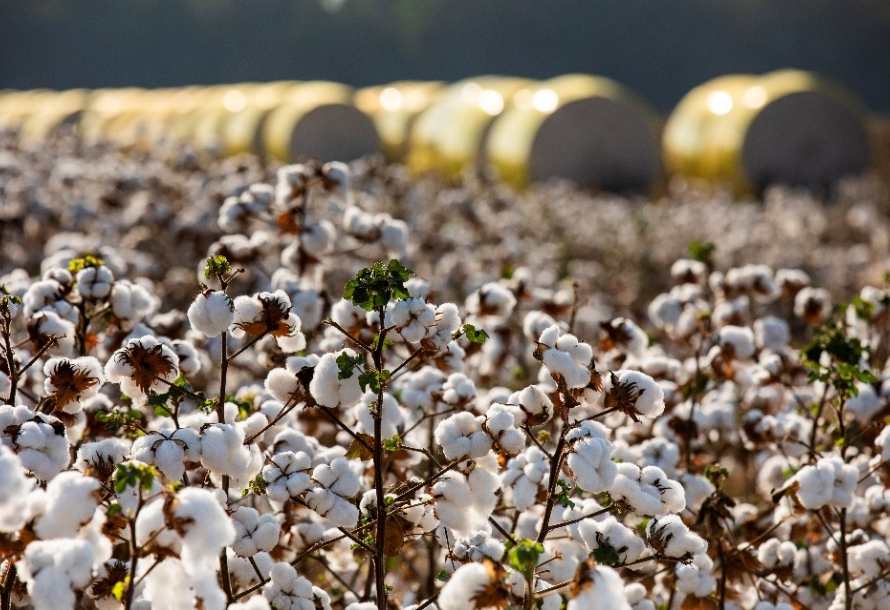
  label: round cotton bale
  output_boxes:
[262,81,380,163]
[486,74,662,193]
[0,89,54,133]
[219,81,298,157]
[407,76,533,178]
[355,81,444,161]
[79,88,150,146]
[664,71,871,193]
[18,89,89,143]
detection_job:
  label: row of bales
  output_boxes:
[0,71,875,195]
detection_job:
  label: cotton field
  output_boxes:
[2,128,890,610]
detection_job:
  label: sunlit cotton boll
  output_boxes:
[111,280,155,329]
[231,506,280,557]
[792,456,859,509]
[646,514,707,558]
[309,349,363,408]
[188,290,235,337]
[385,297,436,343]
[76,265,114,299]
[566,563,631,610]
[264,562,332,610]
[564,421,617,493]
[18,539,95,610]
[33,470,101,540]
[0,444,36,532]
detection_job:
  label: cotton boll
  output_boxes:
[578,516,645,565]
[200,423,253,479]
[439,562,505,610]
[188,290,234,337]
[75,438,129,481]
[263,451,313,503]
[792,457,858,509]
[794,287,832,325]
[231,506,280,557]
[18,538,95,610]
[305,458,360,527]
[432,472,473,533]
[675,552,716,597]
[29,310,77,356]
[142,558,197,610]
[753,316,790,350]
[483,403,525,455]
[354,391,404,440]
[646,515,707,558]
[538,326,591,389]
[565,421,617,494]
[386,297,437,343]
[0,444,36,532]
[435,412,492,461]
[111,280,155,329]
[716,325,756,361]
[264,562,332,610]
[613,370,666,419]
[451,530,506,562]
[0,404,70,480]
[76,265,114,299]
[466,281,517,320]
[43,355,105,413]
[625,583,655,610]
[848,539,890,576]
[507,384,553,427]
[132,427,200,482]
[310,350,363,408]
[299,220,337,256]
[427,303,462,349]
[845,383,884,424]
[105,335,180,404]
[523,310,560,342]
[441,372,476,407]
[566,563,631,610]
[502,446,549,511]
[610,463,686,516]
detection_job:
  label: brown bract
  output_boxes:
[469,558,510,610]
[46,359,99,409]
[115,343,177,393]
[235,295,293,338]
[604,372,646,422]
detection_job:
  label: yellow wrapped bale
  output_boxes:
[262,81,380,163]
[408,76,533,178]
[486,74,662,192]
[355,81,444,161]
[664,70,871,193]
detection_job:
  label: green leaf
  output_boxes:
[556,478,576,509]
[382,435,401,452]
[242,474,268,497]
[113,463,158,494]
[358,369,391,394]
[204,254,231,280]
[463,323,489,344]
[704,464,729,490]
[343,260,414,311]
[508,539,545,577]
[337,351,365,380]
[436,569,449,582]
[67,254,105,273]
[105,503,123,518]
[687,241,715,263]
[592,542,620,566]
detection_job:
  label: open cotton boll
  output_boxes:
[385,297,436,343]
[232,290,305,353]
[264,562,332,610]
[794,287,832,325]
[753,316,790,350]
[612,370,666,419]
[508,384,553,426]
[848,539,890,576]
[30,310,77,356]
[200,423,253,479]
[76,265,114,299]
[33,471,101,539]
[142,558,197,610]
[0,404,70,480]
[432,471,474,533]
[452,530,506,562]
[675,552,716,597]
[610,463,686,516]
[792,456,858,509]
[298,220,337,257]
[105,335,180,404]
[132,427,200,481]
[354,391,404,440]
[717,325,756,360]
[565,421,617,494]
[441,372,476,407]
[646,515,707,558]
[845,383,884,424]
[757,538,797,571]
[0,444,35,532]
[263,451,313,503]
[466,281,517,319]
[231,506,280,557]
[523,310,560,342]
[435,412,492,461]
[502,446,549,511]
[110,280,155,329]
[398,366,446,411]
[567,563,631,610]
[538,326,592,389]
[379,218,409,257]
[305,458,360,527]
[483,404,525,455]
[603,317,648,358]
[438,562,504,610]
[75,438,130,480]
[18,538,95,610]
[42,356,104,414]
[876,426,890,462]
[427,303,462,349]
[188,290,234,337]
[578,516,645,566]
[310,349,363,408]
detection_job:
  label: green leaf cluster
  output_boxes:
[113,463,158,494]
[243,474,268,497]
[556,478,575,509]
[802,317,876,397]
[204,254,231,280]
[462,323,489,344]
[507,539,544,578]
[687,241,715,264]
[67,254,105,273]
[343,260,412,311]
[359,369,391,393]
[337,351,365,379]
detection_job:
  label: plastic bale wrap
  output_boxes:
[355,81,444,162]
